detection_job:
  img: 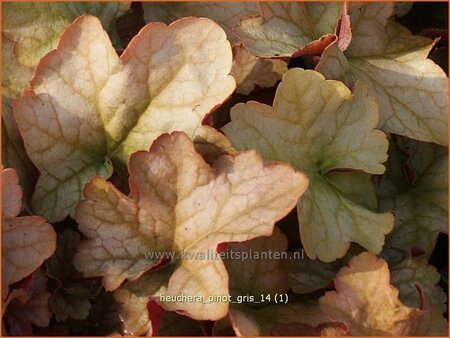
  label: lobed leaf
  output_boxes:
[2,4,131,217]
[390,257,446,312]
[319,252,422,335]
[49,290,92,323]
[67,289,121,336]
[316,2,448,145]
[74,132,308,320]
[14,15,236,222]
[46,229,94,322]
[224,68,393,262]
[1,2,447,335]
[223,228,347,336]
[142,3,287,96]
[378,136,448,257]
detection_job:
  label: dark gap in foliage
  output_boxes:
[429,233,449,319]
[213,88,276,129]
[398,2,448,34]
[116,2,146,49]
[276,208,302,252]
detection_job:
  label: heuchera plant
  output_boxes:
[1,1,448,336]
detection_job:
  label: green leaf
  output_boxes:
[46,229,95,322]
[224,68,393,262]
[49,287,92,322]
[14,15,236,222]
[316,2,448,145]
[378,136,448,257]
[65,288,121,336]
[233,2,342,58]
[390,257,446,312]
[46,229,81,282]
[285,258,336,295]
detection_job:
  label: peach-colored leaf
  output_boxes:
[225,302,347,336]
[142,3,285,95]
[114,288,152,336]
[142,4,284,95]
[319,252,422,335]
[2,168,56,288]
[224,228,348,336]
[2,167,22,219]
[74,132,308,320]
[14,15,235,222]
